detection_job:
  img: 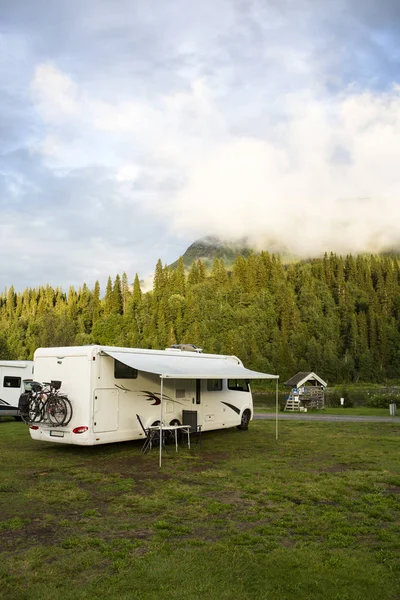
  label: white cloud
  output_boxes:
[31,64,79,123]
[29,62,400,264]
[115,164,140,183]
[170,87,400,255]
[92,100,156,133]
[36,133,65,158]
[30,65,220,172]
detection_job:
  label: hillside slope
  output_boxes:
[169,235,253,269]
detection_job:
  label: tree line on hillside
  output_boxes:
[0,252,400,384]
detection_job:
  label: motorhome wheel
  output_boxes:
[237,409,251,431]
[151,421,161,444]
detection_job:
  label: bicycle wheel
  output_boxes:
[28,396,44,423]
[19,392,32,424]
[46,395,72,427]
[59,396,73,426]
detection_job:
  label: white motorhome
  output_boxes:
[30,345,277,446]
[0,361,34,419]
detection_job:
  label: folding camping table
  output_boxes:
[148,424,191,452]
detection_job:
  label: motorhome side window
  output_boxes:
[3,376,21,388]
[207,379,223,391]
[114,360,138,379]
[228,379,249,392]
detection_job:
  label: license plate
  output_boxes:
[50,431,64,438]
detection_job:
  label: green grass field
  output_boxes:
[253,405,399,417]
[0,418,399,600]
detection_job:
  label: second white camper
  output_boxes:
[29,345,277,445]
[0,360,34,419]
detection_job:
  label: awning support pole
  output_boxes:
[159,377,164,468]
[276,378,279,441]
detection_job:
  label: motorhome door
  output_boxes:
[93,389,119,432]
[93,354,128,433]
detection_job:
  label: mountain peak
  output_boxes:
[170,235,252,269]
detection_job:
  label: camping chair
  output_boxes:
[136,414,153,454]
[182,410,202,446]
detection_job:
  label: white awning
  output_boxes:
[104,350,278,380]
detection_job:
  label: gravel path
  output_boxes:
[254,413,399,423]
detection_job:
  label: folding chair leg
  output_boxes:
[141,438,151,454]
[162,431,169,453]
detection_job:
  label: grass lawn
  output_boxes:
[321,407,398,417]
[0,418,399,600]
[253,405,399,417]
[328,383,400,391]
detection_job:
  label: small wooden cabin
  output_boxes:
[284,372,327,411]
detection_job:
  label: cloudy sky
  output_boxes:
[1,0,400,291]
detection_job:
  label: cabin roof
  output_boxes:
[284,371,327,388]
[0,360,33,369]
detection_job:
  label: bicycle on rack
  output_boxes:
[19,380,73,427]
[19,381,42,424]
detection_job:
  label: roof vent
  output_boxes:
[168,344,203,353]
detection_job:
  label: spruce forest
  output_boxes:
[1,252,400,384]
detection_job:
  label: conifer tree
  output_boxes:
[211,258,228,287]
[197,260,207,282]
[231,255,247,290]
[6,286,16,318]
[67,286,78,321]
[172,257,186,296]
[153,259,165,303]
[92,281,101,323]
[188,261,200,286]
[112,274,123,315]
[104,277,113,315]
[78,283,92,333]
[121,272,130,314]
[132,274,142,310]
[168,324,177,347]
